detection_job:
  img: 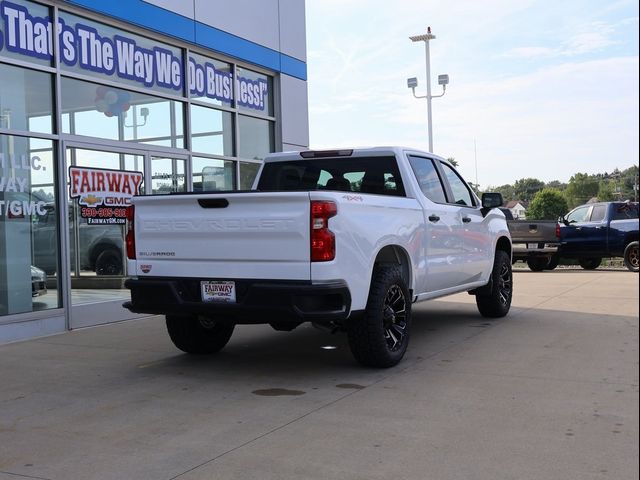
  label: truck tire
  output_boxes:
[476,250,513,318]
[95,248,123,276]
[166,315,235,354]
[545,254,560,271]
[347,265,411,368]
[526,257,548,272]
[623,241,639,272]
[578,258,601,270]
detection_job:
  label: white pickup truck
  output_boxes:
[124,147,512,367]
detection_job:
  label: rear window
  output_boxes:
[257,156,405,196]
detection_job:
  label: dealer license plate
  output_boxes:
[201,281,236,303]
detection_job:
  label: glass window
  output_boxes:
[408,156,447,203]
[0,0,53,67]
[151,157,186,194]
[238,115,274,161]
[192,157,234,191]
[590,205,607,222]
[189,53,233,107]
[566,206,590,224]
[190,105,233,156]
[257,156,405,197]
[0,63,53,134]
[613,203,639,220]
[61,77,184,147]
[58,10,185,96]
[1,134,60,317]
[239,161,260,190]
[440,162,475,206]
[65,148,144,278]
[235,67,273,116]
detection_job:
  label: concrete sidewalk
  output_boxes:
[1,271,638,480]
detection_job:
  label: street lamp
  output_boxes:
[408,26,449,153]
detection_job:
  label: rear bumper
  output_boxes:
[123,277,351,325]
[512,242,560,258]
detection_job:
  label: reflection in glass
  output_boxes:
[0,63,53,134]
[61,77,184,147]
[1,135,60,317]
[59,9,185,96]
[0,0,53,67]
[193,157,234,191]
[239,161,261,190]
[151,157,186,194]
[236,67,274,116]
[238,115,274,161]
[189,53,233,107]
[65,148,144,283]
[190,105,234,156]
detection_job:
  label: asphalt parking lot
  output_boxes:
[1,270,638,480]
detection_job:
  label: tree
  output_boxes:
[565,172,599,208]
[527,188,569,220]
[487,184,515,202]
[546,180,567,191]
[447,157,458,167]
[597,181,616,202]
[513,178,545,203]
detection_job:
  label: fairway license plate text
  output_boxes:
[201,281,236,303]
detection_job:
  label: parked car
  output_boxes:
[32,203,124,276]
[124,147,512,368]
[558,201,639,272]
[31,265,47,297]
[500,208,561,271]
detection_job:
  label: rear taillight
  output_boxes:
[126,206,135,259]
[311,201,337,262]
[555,222,561,239]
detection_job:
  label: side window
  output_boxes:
[440,162,475,206]
[566,206,590,223]
[590,205,607,222]
[408,156,447,203]
[613,203,639,220]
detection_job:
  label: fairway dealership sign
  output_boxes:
[0,0,269,110]
[69,166,143,225]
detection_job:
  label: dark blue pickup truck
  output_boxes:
[558,201,639,272]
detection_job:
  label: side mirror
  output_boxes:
[481,192,503,209]
[558,215,569,226]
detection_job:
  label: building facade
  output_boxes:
[0,0,309,342]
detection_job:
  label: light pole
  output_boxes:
[408,26,448,153]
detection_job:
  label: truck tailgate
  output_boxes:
[131,192,311,280]
[508,220,557,243]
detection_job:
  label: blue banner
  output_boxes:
[0,0,269,110]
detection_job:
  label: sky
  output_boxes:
[305,0,639,189]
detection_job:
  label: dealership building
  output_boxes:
[0,0,309,342]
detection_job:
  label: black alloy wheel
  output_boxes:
[382,284,408,352]
[476,250,513,318]
[497,260,513,309]
[347,265,412,368]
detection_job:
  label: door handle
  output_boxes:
[462,217,471,223]
[595,226,603,229]
[575,227,582,231]
[428,215,440,222]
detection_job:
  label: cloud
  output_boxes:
[563,22,618,55]
[501,47,558,59]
